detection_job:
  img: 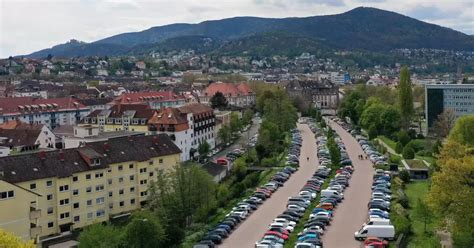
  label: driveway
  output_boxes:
[321,119,374,247]
[219,123,320,248]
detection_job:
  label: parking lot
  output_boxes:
[219,123,320,248]
[321,119,375,247]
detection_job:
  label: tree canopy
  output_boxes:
[210,91,228,110]
[398,66,414,130]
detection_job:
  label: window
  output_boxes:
[108,191,113,197]
[96,210,105,217]
[119,189,124,195]
[59,185,69,192]
[87,200,92,206]
[30,183,36,190]
[149,172,154,177]
[48,222,54,228]
[73,202,79,209]
[140,191,148,197]
[85,174,91,180]
[74,216,80,222]
[46,180,53,187]
[47,207,53,214]
[119,177,124,183]
[86,187,92,193]
[159,159,163,164]
[96,185,104,192]
[108,179,112,185]
[129,164,134,169]
[96,197,105,205]
[87,212,93,220]
[140,180,147,185]
[139,168,147,174]
[73,189,79,196]
[148,160,154,165]
[119,201,124,207]
[72,176,78,182]
[59,199,69,206]
[47,194,53,201]
[129,175,135,181]
[130,187,135,193]
[95,173,104,178]
[60,212,70,219]
[130,199,136,205]
[118,165,123,171]
[0,190,14,199]
[109,203,113,209]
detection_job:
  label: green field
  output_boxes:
[378,135,397,151]
[405,181,441,248]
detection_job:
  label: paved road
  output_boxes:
[220,123,319,248]
[322,120,374,248]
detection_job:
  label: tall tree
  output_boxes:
[218,125,231,145]
[0,229,35,248]
[433,108,456,138]
[210,91,228,110]
[78,223,122,248]
[230,112,242,133]
[398,66,414,130]
[123,211,166,248]
[448,115,474,147]
[198,141,211,158]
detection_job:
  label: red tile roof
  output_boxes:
[149,107,188,125]
[0,97,87,115]
[113,91,185,104]
[177,103,213,115]
[204,82,253,97]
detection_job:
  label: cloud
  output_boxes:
[407,5,458,20]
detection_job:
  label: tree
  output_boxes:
[230,112,242,133]
[123,211,166,248]
[397,130,411,146]
[413,198,434,233]
[198,141,211,158]
[398,170,411,183]
[402,146,415,159]
[432,139,442,155]
[218,125,231,145]
[398,66,414,130]
[210,91,228,110]
[0,229,35,248]
[242,109,254,126]
[367,125,378,140]
[395,142,404,154]
[448,115,474,147]
[433,108,456,137]
[78,223,122,248]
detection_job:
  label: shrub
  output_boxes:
[406,140,425,152]
[261,157,277,167]
[393,214,411,236]
[390,155,402,165]
[402,146,415,159]
[368,125,378,140]
[397,194,409,208]
[407,129,417,139]
[395,142,404,154]
[399,170,411,183]
[397,130,411,146]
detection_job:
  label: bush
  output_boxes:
[399,170,411,183]
[397,194,409,208]
[389,155,402,165]
[261,157,277,167]
[408,129,417,139]
[368,125,378,140]
[395,142,404,154]
[393,214,411,236]
[402,146,415,159]
[416,133,425,139]
[398,131,411,146]
[406,140,425,152]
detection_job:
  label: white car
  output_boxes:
[299,191,317,199]
[309,211,332,220]
[273,218,296,227]
[287,204,305,212]
[269,222,294,232]
[372,192,391,201]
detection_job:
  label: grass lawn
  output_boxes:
[405,181,441,248]
[405,159,428,169]
[415,155,436,165]
[378,135,397,151]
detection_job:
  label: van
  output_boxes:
[354,225,395,240]
[321,189,343,200]
[363,217,391,226]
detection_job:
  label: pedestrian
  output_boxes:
[307,157,309,161]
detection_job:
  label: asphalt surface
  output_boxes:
[219,123,319,248]
[322,120,374,248]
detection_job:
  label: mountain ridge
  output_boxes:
[22,7,474,58]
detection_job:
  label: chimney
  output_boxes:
[59,149,65,162]
[103,142,110,152]
[39,151,46,160]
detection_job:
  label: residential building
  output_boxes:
[286,79,339,114]
[199,82,256,107]
[0,134,181,245]
[149,103,216,160]
[77,98,112,112]
[0,97,90,129]
[111,91,186,109]
[425,84,474,132]
[83,104,155,133]
[0,120,56,150]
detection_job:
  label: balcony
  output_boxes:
[30,226,42,237]
[30,209,41,220]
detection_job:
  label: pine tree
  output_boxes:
[398,66,414,130]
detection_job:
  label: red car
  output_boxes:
[364,237,388,247]
[264,231,288,240]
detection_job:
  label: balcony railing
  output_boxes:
[30,209,41,220]
[30,226,42,237]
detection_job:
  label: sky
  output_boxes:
[0,0,473,58]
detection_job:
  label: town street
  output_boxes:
[219,123,320,248]
[322,120,374,247]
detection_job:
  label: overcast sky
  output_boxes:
[0,0,473,58]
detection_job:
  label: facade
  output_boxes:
[286,79,339,114]
[425,84,474,132]
[0,97,90,129]
[0,134,181,244]
[60,125,143,149]
[149,103,216,160]
[199,82,256,107]
[111,91,187,109]
[0,120,56,151]
[83,104,155,133]
[12,90,48,99]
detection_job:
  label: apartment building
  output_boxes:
[0,97,90,129]
[0,134,181,245]
[199,82,256,107]
[83,104,155,133]
[111,91,187,109]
